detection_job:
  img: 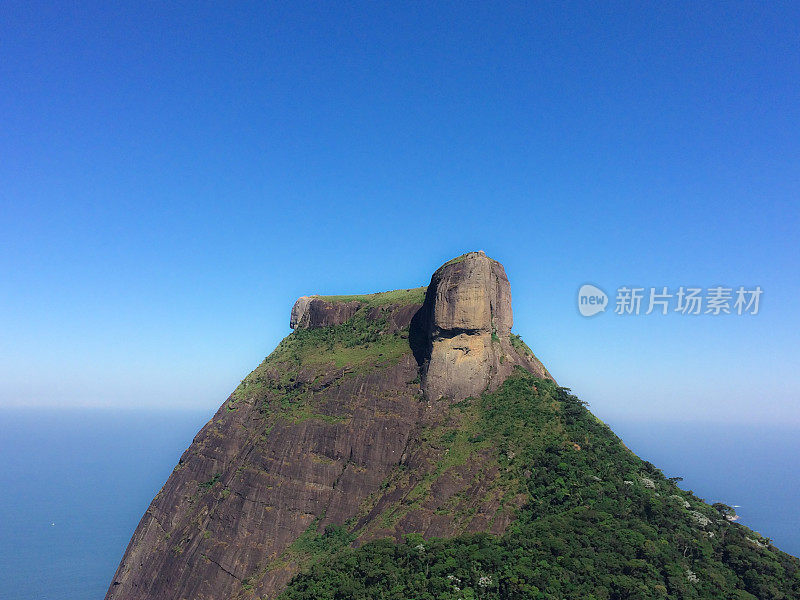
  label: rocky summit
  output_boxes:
[107,253,799,600]
[417,251,550,401]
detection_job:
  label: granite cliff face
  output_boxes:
[416,251,549,401]
[106,253,552,600]
[288,296,361,329]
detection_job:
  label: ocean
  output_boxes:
[0,409,211,600]
[0,409,797,600]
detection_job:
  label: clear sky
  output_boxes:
[2,2,798,423]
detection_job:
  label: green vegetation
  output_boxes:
[279,370,800,600]
[199,473,221,489]
[220,300,421,451]
[508,332,530,353]
[292,521,356,563]
[312,287,426,307]
[441,252,499,267]
[232,304,413,414]
[509,332,541,360]
[442,254,469,266]
[253,518,357,581]
[254,305,409,376]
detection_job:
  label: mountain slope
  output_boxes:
[107,252,798,600]
[280,372,800,599]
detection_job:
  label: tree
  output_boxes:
[712,502,737,519]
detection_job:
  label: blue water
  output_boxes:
[0,410,797,600]
[0,409,211,600]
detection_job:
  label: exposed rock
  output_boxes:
[417,251,550,401]
[289,296,361,329]
[429,251,511,334]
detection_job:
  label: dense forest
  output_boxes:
[278,371,800,600]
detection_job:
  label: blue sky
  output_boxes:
[2,2,798,423]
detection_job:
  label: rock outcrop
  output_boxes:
[106,254,552,600]
[289,296,360,329]
[417,251,550,401]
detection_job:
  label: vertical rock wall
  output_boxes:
[420,251,550,400]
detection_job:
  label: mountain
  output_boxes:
[107,252,799,600]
